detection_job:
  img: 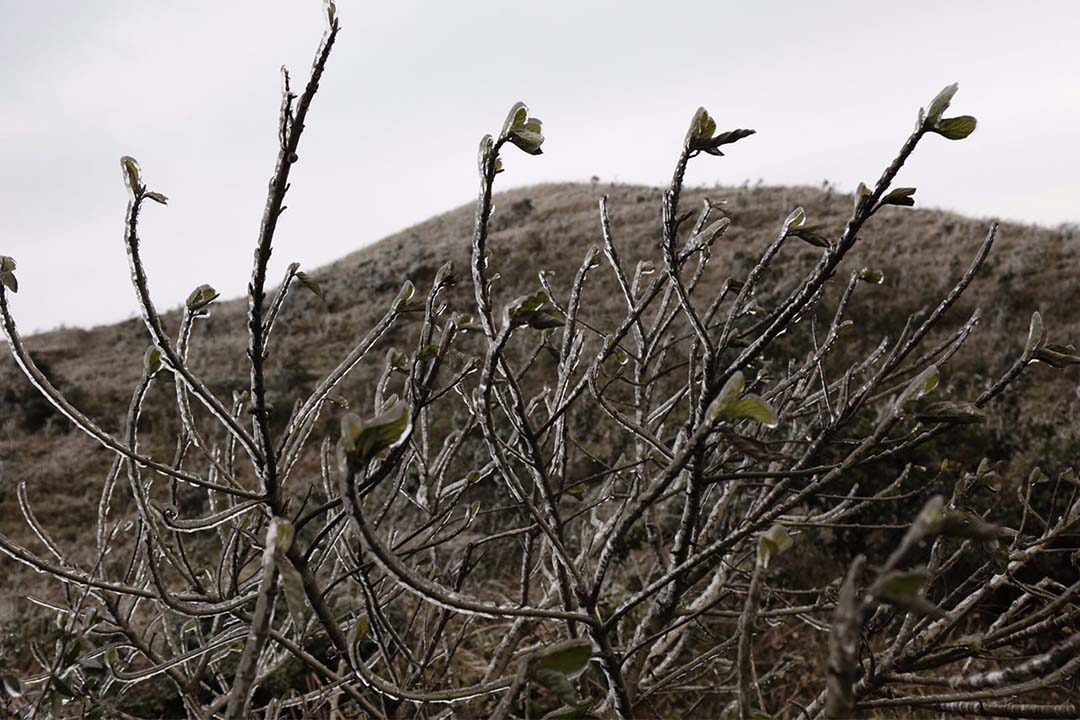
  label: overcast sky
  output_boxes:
[1,1,1077,333]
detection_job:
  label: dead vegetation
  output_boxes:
[1,6,1080,719]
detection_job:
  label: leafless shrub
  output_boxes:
[2,6,1079,719]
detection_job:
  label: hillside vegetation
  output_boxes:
[3,181,1076,518]
[1,180,1078,713]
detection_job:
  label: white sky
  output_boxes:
[1,0,1078,333]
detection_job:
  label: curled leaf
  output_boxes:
[506,291,564,330]
[533,640,592,676]
[294,270,324,301]
[853,182,871,213]
[477,134,495,174]
[789,224,831,248]
[268,518,306,632]
[879,187,916,208]
[144,346,164,375]
[502,102,544,155]
[728,396,779,428]
[2,256,20,293]
[708,372,778,427]
[878,568,949,619]
[684,107,755,155]
[757,524,793,568]
[896,365,939,411]
[689,217,731,250]
[925,83,959,125]
[708,371,746,419]
[858,268,885,285]
[120,156,142,194]
[340,397,412,466]
[1025,311,1045,356]
[782,206,806,233]
[1033,343,1080,368]
[186,284,219,312]
[932,115,977,140]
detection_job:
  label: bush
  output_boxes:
[1,7,1079,719]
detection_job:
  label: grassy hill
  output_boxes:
[1,180,1078,654]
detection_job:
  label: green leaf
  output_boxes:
[709,371,746,420]
[534,669,577,705]
[757,524,793,568]
[267,518,305,632]
[527,640,592,706]
[395,280,421,311]
[506,291,564,330]
[853,182,871,213]
[144,191,169,205]
[880,187,916,208]
[478,134,495,174]
[782,206,806,233]
[690,217,731,249]
[684,108,755,155]
[120,155,142,194]
[502,102,544,155]
[271,516,295,554]
[685,107,717,150]
[0,271,17,293]
[879,568,950,619]
[1028,466,1051,485]
[294,271,324,301]
[1,258,18,293]
[186,284,219,312]
[1025,311,1045,355]
[896,365,939,410]
[340,397,412,466]
[416,344,441,361]
[708,127,756,150]
[349,616,370,647]
[789,224,831,248]
[534,640,592,675]
[708,373,778,427]
[858,267,885,285]
[386,348,408,370]
[926,83,958,125]
[144,346,163,375]
[914,401,986,425]
[932,115,976,140]
[728,396,779,428]
[501,102,529,138]
[325,0,337,26]
[1033,343,1080,368]
[993,542,1011,570]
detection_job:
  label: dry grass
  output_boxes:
[1,180,1076,679]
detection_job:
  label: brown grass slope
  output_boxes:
[1,181,1078,648]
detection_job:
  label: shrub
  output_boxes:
[1,7,1079,719]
